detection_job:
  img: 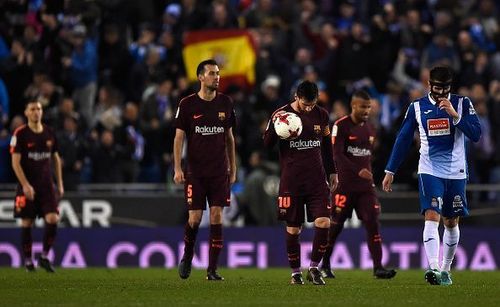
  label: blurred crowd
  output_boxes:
[0,0,499,208]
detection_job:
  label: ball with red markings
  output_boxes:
[273,112,302,140]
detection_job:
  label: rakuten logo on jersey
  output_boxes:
[289,139,321,150]
[195,126,225,135]
[28,152,51,161]
[347,146,371,157]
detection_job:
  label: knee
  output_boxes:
[363,219,380,231]
[188,211,202,228]
[21,219,33,228]
[286,226,301,235]
[424,209,441,222]
[443,217,459,228]
[314,217,331,228]
[45,214,59,224]
[210,208,223,224]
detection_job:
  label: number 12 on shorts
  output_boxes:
[334,194,346,208]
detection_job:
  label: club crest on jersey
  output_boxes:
[369,136,375,144]
[46,140,53,148]
[218,112,226,121]
[469,104,476,115]
[314,125,321,134]
[427,118,450,136]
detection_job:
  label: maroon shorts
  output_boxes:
[184,175,230,210]
[277,189,331,226]
[14,184,58,219]
[331,188,380,223]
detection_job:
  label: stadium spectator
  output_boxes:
[62,24,98,126]
[56,115,85,191]
[88,129,123,183]
[174,59,236,281]
[382,66,481,286]
[139,78,175,182]
[114,102,144,183]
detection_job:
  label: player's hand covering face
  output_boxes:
[430,80,451,101]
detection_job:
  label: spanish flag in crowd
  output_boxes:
[183,30,256,91]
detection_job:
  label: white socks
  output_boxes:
[442,225,460,272]
[423,220,440,270]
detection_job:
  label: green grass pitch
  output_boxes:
[1,268,498,306]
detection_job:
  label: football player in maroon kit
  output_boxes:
[10,100,64,272]
[264,80,338,285]
[321,90,396,279]
[174,59,236,281]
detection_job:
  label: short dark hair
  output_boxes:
[430,66,453,83]
[196,59,218,76]
[24,98,40,108]
[352,89,371,101]
[296,80,318,102]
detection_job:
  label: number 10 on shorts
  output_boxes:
[278,196,291,208]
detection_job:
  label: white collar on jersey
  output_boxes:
[427,93,451,105]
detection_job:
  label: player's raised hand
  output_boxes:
[173,169,185,184]
[438,98,459,119]
[382,173,394,192]
[358,168,373,180]
[22,183,35,200]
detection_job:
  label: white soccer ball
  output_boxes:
[273,112,303,140]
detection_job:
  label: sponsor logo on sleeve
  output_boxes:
[427,118,450,136]
[323,126,330,136]
[175,107,180,119]
[10,136,17,147]
[331,125,338,137]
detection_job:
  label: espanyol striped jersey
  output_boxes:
[385,94,481,179]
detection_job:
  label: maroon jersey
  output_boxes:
[332,116,376,192]
[174,93,236,178]
[10,124,58,188]
[263,104,334,196]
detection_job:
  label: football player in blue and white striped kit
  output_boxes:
[382,66,481,286]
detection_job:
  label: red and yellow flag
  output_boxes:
[183,30,256,91]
